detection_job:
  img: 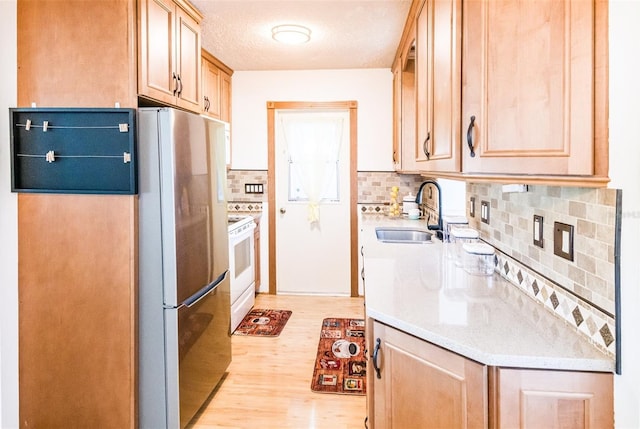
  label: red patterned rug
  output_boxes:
[233,309,292,337]
[311,318,366,395]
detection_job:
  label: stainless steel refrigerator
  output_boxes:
[138,107,231,428]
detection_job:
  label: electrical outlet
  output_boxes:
[533,215,544,248]
[469,197,476,218]
[480,200,490,224]
[553,222,574,261]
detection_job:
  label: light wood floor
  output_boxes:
[189,293,367,429]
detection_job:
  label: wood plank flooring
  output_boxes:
[189,294,367,429]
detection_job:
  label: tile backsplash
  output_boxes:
[227,170,426,213]
[467,183,619,317]
[227,170,267,207]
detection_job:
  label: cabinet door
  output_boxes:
[415,0,462,173]
[202,57,221,118]
[414,0,432,168]
[392,60,402,171]
[369,320,487,429]
[393,32,417,173]
[139,0,176,105]
[175,5,201,111]
[491,367,613,429]
[462,0,595,175]
[220,70,232,123]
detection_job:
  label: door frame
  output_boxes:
[267,100,359,297]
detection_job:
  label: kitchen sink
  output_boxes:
[375,227,432,244]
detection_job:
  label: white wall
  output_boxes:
[0,1,19,428]
[230,69,393,171]
[609,1,640,427]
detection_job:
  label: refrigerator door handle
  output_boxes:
[183,270,228,308]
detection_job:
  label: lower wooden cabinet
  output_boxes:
[366,319,613,429]
[490,367,613,429]
[367,320,488,428]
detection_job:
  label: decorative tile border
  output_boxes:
[228,201,263,213]
[359,204,388,214]
[494,249,615,358]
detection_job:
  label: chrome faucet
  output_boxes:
[415,180,442,233]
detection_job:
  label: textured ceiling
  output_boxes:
[190,0,412,71]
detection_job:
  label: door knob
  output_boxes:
[280,207,286,214]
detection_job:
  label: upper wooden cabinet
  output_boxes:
[414,0,462,173]
[138,0,202,113]
[461,0,603,177]
[392,0,609,185]
[392,33,417,173]
[202,49,233,123]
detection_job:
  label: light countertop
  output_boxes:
[360,215,615,372]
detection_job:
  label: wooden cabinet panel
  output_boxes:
[202,50,233,122]
[140,0,176,105]
[392,32,417,173]
[414,0,461,173]
[202,58,221,118]
[392,61,402,170]
[491,367,614,429]
[18,194,136,429]
[369,320,488,428]
[414,0,432,167]
[462,0,596,175]
[17,0,137,108]
[175,6,201,111]
[220,70,232,123]
[138,0,202,112]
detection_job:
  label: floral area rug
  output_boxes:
[310,318,366,395]
[233,309,292,337]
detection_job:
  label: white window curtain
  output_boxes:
[280,112,345,224]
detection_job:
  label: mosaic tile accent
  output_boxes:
[228,202,263,214]
[494,249,615,357]
[359,204,388,214]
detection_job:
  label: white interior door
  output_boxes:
[275,109,351,295]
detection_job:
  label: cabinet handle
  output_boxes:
[177,74,183,96]
[372,338,382,379]
[467,115,476,158]
[204,96,209,111]
[172,72,178,95]
[423,132,431,160]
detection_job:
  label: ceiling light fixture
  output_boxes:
[271,24,311,45]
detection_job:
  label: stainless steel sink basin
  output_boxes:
[375,227,432,243]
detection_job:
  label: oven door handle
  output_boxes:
[182,271,228,308]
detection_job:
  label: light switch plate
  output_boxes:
[481,200,490,224]
[533,215,544,248]
[469,197,476,218]
[553,221,574,261]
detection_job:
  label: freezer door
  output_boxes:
[159,109,230,306]
[164,273,232,428]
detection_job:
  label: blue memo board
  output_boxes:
[9,107,137,194]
